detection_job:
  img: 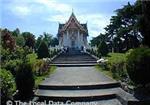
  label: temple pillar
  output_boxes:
[67,31,69,40]
[66,31,69,47]
[77,30,80,49]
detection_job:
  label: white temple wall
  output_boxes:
[60,31,87,50]
[63,34,68,47]
[80,33,84,47]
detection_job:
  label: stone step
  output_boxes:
[38,82,120,90]
[52,52,97,64]
[52,60,97,63]
[53,58,96,61]
[54,55,95,57]
[33,97,122,105]
[53,57,96,61]
[34,98,122,105]
[52,61,97,64]
[35,88,118,102]
[50,63,97,67]
[35,88,140,104]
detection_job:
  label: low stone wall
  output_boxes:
[50,51,63,62]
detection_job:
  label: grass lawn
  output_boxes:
[95,52,127,80]
[105,53,127,64]
[35,66,56,88]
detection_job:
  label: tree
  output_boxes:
[35,35,43,49]
[90,37,100,47]
[139,1,150,47]
[101,2,142,53]
[16,35,25,47]
[12,28,20,37]
[22,32,35,49]
[50,37,59,47]
[90,34,107,47]
[97,40,109,57]
[36,33,58,48]
[43,32,52,47]
[1,29,16,50]
[37,41,50,58]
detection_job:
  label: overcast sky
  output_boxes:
[1,0,135,40]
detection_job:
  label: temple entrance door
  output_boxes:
[71,40,75,49]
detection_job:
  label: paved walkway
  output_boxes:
[41,66,115,85]
[35,50,139,105]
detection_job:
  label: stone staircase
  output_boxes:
[34,50,141,105]
[51,49,97,67]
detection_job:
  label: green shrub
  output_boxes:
[4,59,22,76]
[15,64,35,100]
[26,53,38,72]
[106,53,126,64]
[26,53,37,64]
[110,61,127,80]
[97,41,109,57]
[15,47,26,59]
[35,59,44,75]
[126,47,150,86]
[1,46,10,61]
[0,69,15,104]
[105,53,128,81]
[37,41,50,58]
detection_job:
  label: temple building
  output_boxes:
[57,12,88,50]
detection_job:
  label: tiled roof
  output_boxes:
[58,23,87,31]
[58,12,88,36]
[59,24,65,30]
[81,24,87,31]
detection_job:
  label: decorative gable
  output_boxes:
[58,12,88,36]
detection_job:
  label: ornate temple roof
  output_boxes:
[57,12,88,36]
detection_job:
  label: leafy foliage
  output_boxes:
[106,53,126,64]
[90,1,143,53]
[16,35,25,47]
[12,28,20,37]
[37,41,50,58]
[35,35,43,49]
[97,40,109,57]
[22,32,35,48]
[26,53,38,65]
[26,53,39,72]
[139,1,150,47]
[1,45,11,61]
[35,33,59,50]
[4,59,22,76]
[126,47,150,86]
[50,37,59,47]
[42,32,52,47]
[15,64,35,100]
[0,69,15,104]
[90,34,107,47]
[0,28,58,101]
[105,53,128,81]
[1,29,16,50]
